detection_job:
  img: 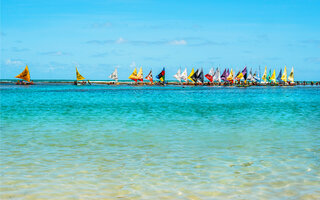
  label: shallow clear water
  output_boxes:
[1,85,320,199]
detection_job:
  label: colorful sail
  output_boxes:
[109,68,118,82]
[281,66,287,82]
[137,67,143,82]
[235,70,241,81]
[226,69,230,79]
[198,68,204,83]
[270,69,276,83]
[173,68,182,82]
[277,69,282,82]
[129,68,138,82]
[236,66,247,81]
[156,67,165,82]
[191,69,199,83]
[15,65,31,82]
[180,68,188,82]
[227,69,234,81]
[76,67,85,81]
[221,69,227,81]
[242,66,247,80]
[266,70,272,82]
[188,68,195,83]
[288,67,294,83]
[213,68,221,82]
[261,67,267,83]
[145,70,153,83]
[253,70,260,82]
[205,68,215,82]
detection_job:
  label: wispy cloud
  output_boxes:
[301,39,320,48]
[6,59,23,65]
[116,37,126,44]
[12,47,29,52]
[86,37,226,47]
[305,57,320,64]
[168,40,187,45]
[39,51,72,56]
[91,22,112,28]
[129,61,136,68]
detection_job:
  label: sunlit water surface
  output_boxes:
[1,85,319,199]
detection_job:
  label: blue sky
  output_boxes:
[1,0,320,80]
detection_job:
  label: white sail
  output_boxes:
[213,67,221,82]
[173,68,182,82]
[180,68,188,82]
[247,68,254,81]
[209,68,215,76]
[253,71,258,82]
[109,68,118,82]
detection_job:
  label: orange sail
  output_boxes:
[15,65,31,82]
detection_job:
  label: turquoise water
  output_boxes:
[1,85,319,199]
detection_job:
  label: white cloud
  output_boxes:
[130,61,136,68]
[40,51,71,56]
[169,40,187,45]
[116,37,126,44]
[6,59,23,65]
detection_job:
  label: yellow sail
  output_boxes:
[188,68,195,82]
[261,66,267,83]
[227,69,234,81]
[15,65,31,82]
[129,68,138,80]
[137,67,143,80]
[270,69,276,82]
[281,66,287,82]
[76,67,85,81]
[236,71,243,80]
[288,67,294,83]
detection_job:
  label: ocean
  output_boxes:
[0,84,319,199]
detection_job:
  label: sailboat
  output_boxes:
[281,66,288,83]
[15,65,33,85]
[129,68,138,83]
[145,70,153,84]
[288,67,294,84]
[270,69,276,83]
[197,68,204,84]
[253,70,260,82]
[190,69,199,84]
[75,67,90,85]
[180,68,188,83]
[188,68,195,83]
[261,67,267,84]
[156,68,165,84]
[235,70,241,81]
[129,67,143,83]
[205,68,215,83]
[137,67,143,82]
[221,69,228,81]
[213,68,221,83]
[247,68,254,82]
[173,68,182,83]
[109,68,118,82]
[266,69,272,83]
[227,69,234,83]
[277,69,283,83]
